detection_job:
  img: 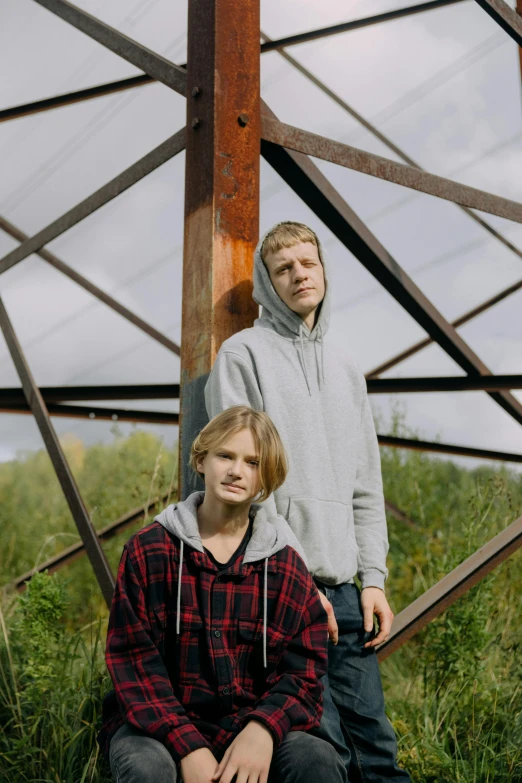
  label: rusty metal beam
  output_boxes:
[180,0,260,498]
[378,434,522,463]
[474,0,522,46]
[366,277,522,378]
[377,512,522,659]
[32,0,187,96]
[261,116,522,224]
[260,105,522,427]
[0,128,186,278]
[261,30,522,264]
[367,375,522,392]
[0,402,179,425]
[0,384,179,404]
[0,1,462,126]
[0,74,154,124]
[518,0,522,88]
[13,493,172,590]
[260,0,467,53]
[0,216,180,356]
[0,295,114,606]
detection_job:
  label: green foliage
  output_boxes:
[378,410,522,782]
[0,418,521,781]
[0,572,111,782]
[0,429,177,625]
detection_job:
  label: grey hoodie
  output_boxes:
[205,226,389,590]
[155,491,308,666]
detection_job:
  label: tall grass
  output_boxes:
[0,573,111,782]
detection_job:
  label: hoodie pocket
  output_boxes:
[287,496,355,581]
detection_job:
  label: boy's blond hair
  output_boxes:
[190,406,288,502]
[260,221,318,261]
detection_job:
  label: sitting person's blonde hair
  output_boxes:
[190,406,288,502]
[260,221,319,261]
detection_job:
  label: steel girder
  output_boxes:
[0,216,180,356]
[261,117,522,223]
[377,512,522,659]
[0,296,115,605]
[0,130,186,277]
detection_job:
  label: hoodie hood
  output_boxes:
[252,224,330,394]
[154,491,301,564]
[252,223,331,341]
[155,492,308,668]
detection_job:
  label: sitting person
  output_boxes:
[98,405,346,783]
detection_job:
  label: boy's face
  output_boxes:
[197,429,262,507]
[263,241,325,324]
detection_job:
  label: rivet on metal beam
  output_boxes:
[191,117,201,129]
[237,113,249,127]
[191,86,202,98]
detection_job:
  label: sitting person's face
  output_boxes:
[197,428,262,505]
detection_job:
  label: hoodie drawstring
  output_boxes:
[263,557,268,669]
[315,324,325,389]
[176,539,184,636]
[298,323,326,394]
[297,324,312,396]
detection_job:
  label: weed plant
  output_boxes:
[0,573,111,782]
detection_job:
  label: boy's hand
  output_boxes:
[181,747,219,783]
[318,590,338,645]
[211,720,273,783]
[361,587,394,648]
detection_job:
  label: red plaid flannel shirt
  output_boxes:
[98,521,328,763]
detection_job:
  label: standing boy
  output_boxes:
[205,222,410,781]
[99,406,346,783]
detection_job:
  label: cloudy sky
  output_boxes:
[0,0,521,467]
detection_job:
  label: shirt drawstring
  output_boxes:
[263,557,268,669]
[176,539,184,636]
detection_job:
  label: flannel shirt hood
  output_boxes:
[155,491,308,666]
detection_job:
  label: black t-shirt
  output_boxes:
[204,518,254,571]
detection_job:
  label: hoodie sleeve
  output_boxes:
[105,547,211,763]
[205,348,278,517]
[352,385,389,591]
[240,557,328,746]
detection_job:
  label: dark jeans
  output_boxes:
[109,723,347,783]
[313,583,410,783]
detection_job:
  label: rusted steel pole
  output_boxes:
[0,295,115,606]
[180,0,260,497]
